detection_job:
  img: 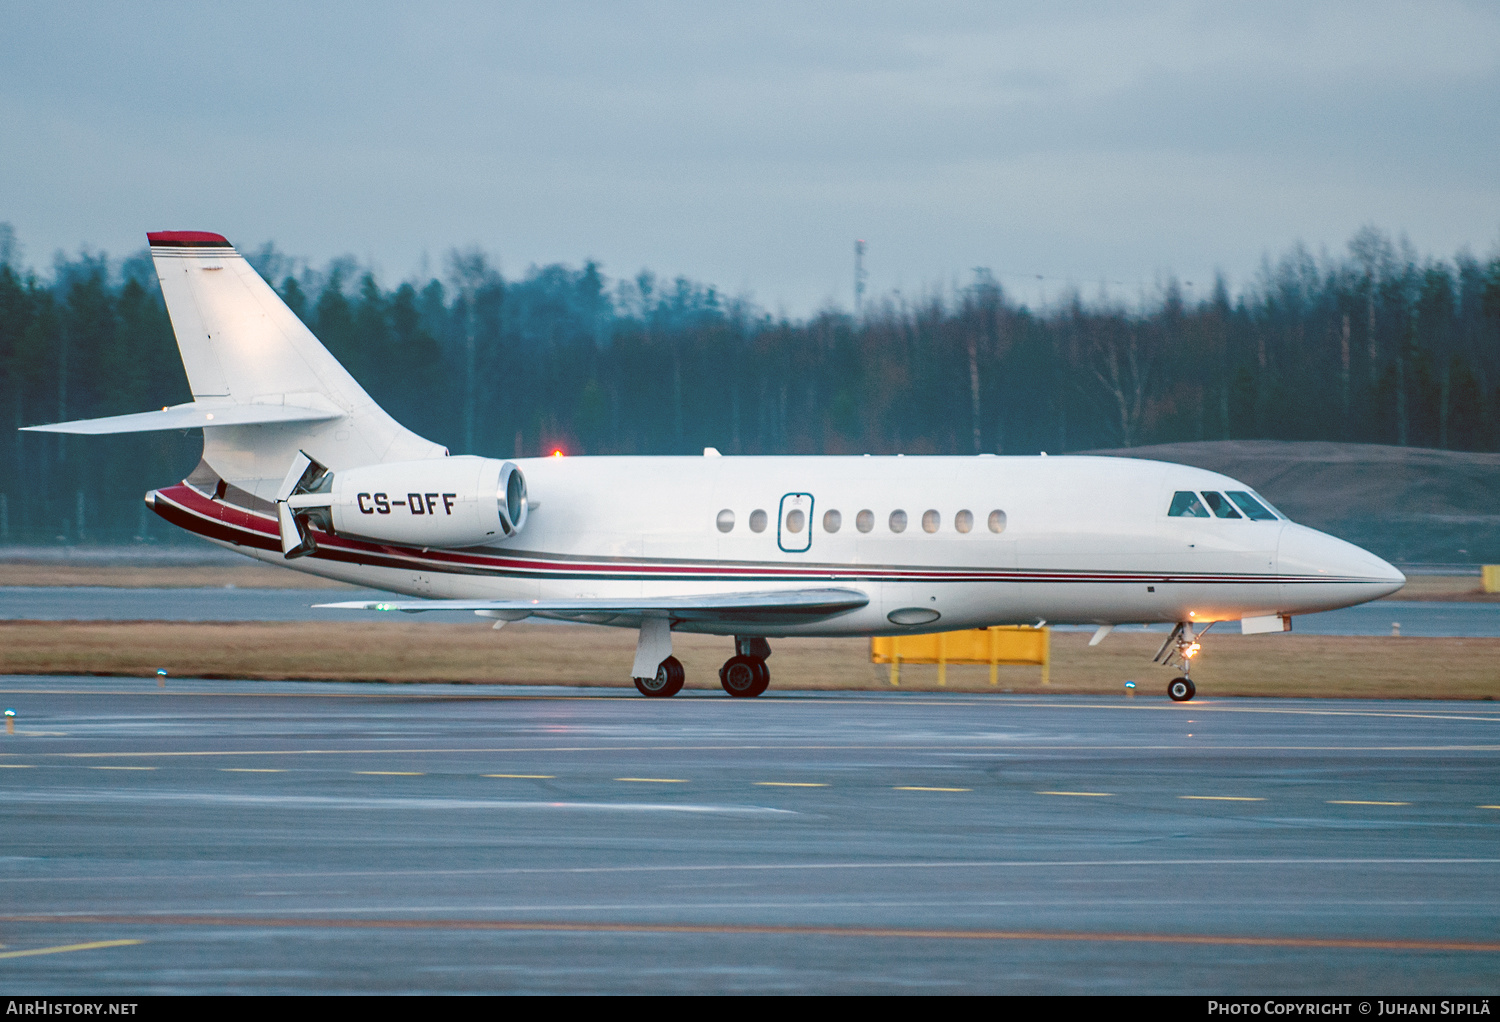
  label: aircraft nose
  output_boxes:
[1278,523,1405,612]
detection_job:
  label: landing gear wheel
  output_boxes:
[719,655,770,698]
[635,656,684,698]
[1168,677,1196,702]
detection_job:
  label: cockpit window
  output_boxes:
[1202,491,1243,519]
[1168,491,1210,518]
[1226,490,1279,521]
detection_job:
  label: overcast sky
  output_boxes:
[3,1,1498,313]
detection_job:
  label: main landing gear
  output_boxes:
[630,620,772,698]
[634,656,684,698]
[631,617,682,697]
[719,636,771,698]
[1154,621,1209,702]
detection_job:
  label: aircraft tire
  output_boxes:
[747,658,770,697]
[635,656,685,698]
[1168,677,1196,702]
[720,655,769,698]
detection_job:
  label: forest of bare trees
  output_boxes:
[1,222,1498,545]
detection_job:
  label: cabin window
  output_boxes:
[954,509,973,533]
[1168,491,1210,518]
[785,509,806,533]
[856,509,874,533]
[889,509,908,533]
[716,509,735,533]
[988,510,1007,533]
[749,509,768,533]
[823,509,842,533]
[1226,490,1278,521]
[1201,491,1243,519]
[922,509,940,533]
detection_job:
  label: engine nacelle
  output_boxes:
[327,456,527,548]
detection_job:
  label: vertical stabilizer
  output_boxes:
[147,231,444,495]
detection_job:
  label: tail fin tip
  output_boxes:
[147,230,231,248]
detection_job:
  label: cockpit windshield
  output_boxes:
[1202,491,1243,519]
[1168,491,1210,517]
[1226,490,1279,521]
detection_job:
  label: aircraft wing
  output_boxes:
[316,587,870,625]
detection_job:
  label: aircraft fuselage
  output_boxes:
[152,452,1404,637]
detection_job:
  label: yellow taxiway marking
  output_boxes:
[1180,795,1264,802]
[754,782,828,787]
[220,768,286,773]
[354,771,424,776]
[0,764,35,768]
[484,774,555,779]
[0,939,143,960]
[1037,790,1114,797]
[1327,800,1410,806]
[615,777,688,783]
[1480,805,1500,810]
[91,766,155,771]
[895,786,971,792]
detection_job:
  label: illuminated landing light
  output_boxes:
[1184,643,1201,659]
[551,449,565,457]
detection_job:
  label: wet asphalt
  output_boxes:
[0,677,1496,993]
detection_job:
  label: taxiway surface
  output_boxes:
[0,678,1496,994]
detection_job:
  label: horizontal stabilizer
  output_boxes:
[22,402,343,435]
[316,587,870,624]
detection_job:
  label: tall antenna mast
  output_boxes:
[854,239,867,316]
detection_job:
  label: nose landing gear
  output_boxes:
[719,636,771,698]
[1155,621,1210,701]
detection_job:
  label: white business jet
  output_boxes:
[25,231,1405,701]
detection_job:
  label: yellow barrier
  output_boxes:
[871,626,1050,687]
[1484,566,1500,594]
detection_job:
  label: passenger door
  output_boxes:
[778,492,814,553]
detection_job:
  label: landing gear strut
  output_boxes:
[1155,621,1210,702]
[720,636,771,698]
